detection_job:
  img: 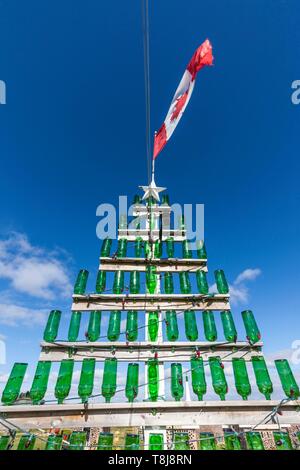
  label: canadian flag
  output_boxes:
[153,39,213,159]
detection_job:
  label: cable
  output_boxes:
[141,0,152,184]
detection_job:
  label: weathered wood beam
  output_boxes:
[39,341,262,362]
[99,257,207,272]
[72,293,230,311]
[1,400,299,429]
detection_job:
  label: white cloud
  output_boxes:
[210,268,262,306]
[234,268,261,285]
[0,303,47,327]
[0,373,9,383]
[0,232,72,300]
[229,284,249,305]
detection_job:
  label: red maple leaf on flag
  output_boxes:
[170,91,189,122]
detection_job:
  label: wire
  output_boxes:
[141,0,152,183]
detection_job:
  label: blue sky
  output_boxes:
[0,0,299,401]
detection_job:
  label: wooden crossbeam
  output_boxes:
[99,257,207,272]
[1,400,299,429]
[118,229,186,241]
[39,341,262,362]
[72,293,230,311]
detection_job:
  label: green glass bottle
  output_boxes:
[102,358,117,402]
[113,270,124,294]
[69,432,86,450]
[96,270,106,293]
[232,358,251,400]
[224,433,242,450]
[199,432,216,450]
[202,311,217,341]
[134,237,143,257]
[246,432,264,450]
[101,238,112,257]
[125,363,139,402]
[43,310,61,342]
[144,241,152,260]
[117,238,127,258]
[179,272,191,294]
[133,194,142,205]
[126,310,138,341]
[108,310,121,341]
[196,270,209,294]
[148,311,159,341]
[74,269,89,294]
[174,433,189,450]
[273,431,293,450]
[78,358,95,403]
[182,240,192,259]
[1,362,28,405]
[87,311,101,342]
[242,310,261,344]
[178,215,185,231]
[251,356,273,399]
[275,359,300,399]
[147,359,159,401]
[17,434,36,450]
[68,311,81,342]
[97,432,114,450]
[161,194,170,205]
[184,310,198,341]
[29,361,51,404]
[149,433,164,450]
[209,356,228,400]
[119,214,127,230]
[165,310,179,341]
[164,272,174,294]
[55,359,74,404]
[0,435,10,450]
[214,269,229,294]
[146,265,157,293]
[146,196,156,206]
[130,271,140,294]
[171,363,184,401]
[154,240,162,258]
[220,311,237,342]
[166,237,174,258]
[45,434,63,450]
[125,434,140,450]
[196,240,207,259]
[191,356,206,400]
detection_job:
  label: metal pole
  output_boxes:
[151,156,155,184]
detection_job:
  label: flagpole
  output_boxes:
[151,131,156,185]
[151,156,155,184]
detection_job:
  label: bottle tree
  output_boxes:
[1,182,299,451]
